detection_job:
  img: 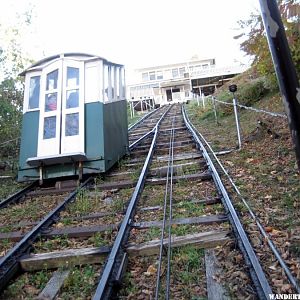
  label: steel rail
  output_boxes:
[129,130,155,151]
[0,181,38,209]
[92,105,172,300]
[154,117,174,300]
[182,105,272,299]
[128,107,159,132]
[186,108,300,293]
[129,107,169,150]
[0,177,93,292]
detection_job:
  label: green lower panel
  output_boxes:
[18,100,128,182]
[18,159,107,181]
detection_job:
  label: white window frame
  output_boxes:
[37,60,63,157]
[84,60,102,104]
[172,68,179,78]
[103,64,109,103]
[23,71,42,113]
[179,67,185,77]
[156,71,163,80]
[142,72,149,81]
[61,60,85,155]
[149,71,155,81]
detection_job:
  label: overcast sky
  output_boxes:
[1,0,260,81]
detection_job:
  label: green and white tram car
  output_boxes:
[18,53,128,182]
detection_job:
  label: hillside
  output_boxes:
[186,69,300,295]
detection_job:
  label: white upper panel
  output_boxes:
[23,53,125,112]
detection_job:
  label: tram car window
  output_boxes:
[18,53,128,182]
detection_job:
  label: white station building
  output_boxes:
[127,56,248,109]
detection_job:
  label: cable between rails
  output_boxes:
[166,117,175,299]
[154,116,176,300]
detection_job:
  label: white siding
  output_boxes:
[85,60,102,103]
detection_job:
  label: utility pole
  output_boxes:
[258,0,300,170]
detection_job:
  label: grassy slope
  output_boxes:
[187,71,300,294]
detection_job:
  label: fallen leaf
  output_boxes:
[265,226,273,233]
[269,265,277,271]
[144,265,157,276]
[281,284,292,293]
[56,222,64,228]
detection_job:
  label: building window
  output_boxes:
[46,70,58,90]
[149,71,155,81]
[65,113,79,136]
[172,68,179,78]
[67,67,79,87]
[115,67,120,100]
[45,93,57,112]
[110,66,115,100]
[120,67,125,99]
[43,116,56,139]
[194,65,201,72]
[28,76,40,109]
[179,67,185,77]
[66,90,79,108]
[142,72,148,81]
[103,64,109,102]
[165,69,171,79]
[156,71,163,80]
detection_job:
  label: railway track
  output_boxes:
[0,106,168,298]
[0,104,296,299]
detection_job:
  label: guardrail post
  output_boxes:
[258,0,300,170]
[212,96,219,125]
[129,102,133,119]
[233,98,242,150]
[202,94,205,109]
[132,102,135,117]
[196,95,200,106]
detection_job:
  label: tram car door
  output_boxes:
[38,59,85,157]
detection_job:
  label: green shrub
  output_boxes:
[236,78,268,106]
[262,75,279,93]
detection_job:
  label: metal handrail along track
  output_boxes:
[0,177,94,292]
[182,105,272,299]
[92,106,172,300]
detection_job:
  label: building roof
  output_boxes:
[20,52,124,76]
[135,58,215,72]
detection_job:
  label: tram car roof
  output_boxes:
[20,52,124,76]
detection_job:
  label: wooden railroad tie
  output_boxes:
[0,214,227,242]
[26,171,212,196]
[0,197,221,231]
[19,230,231,272]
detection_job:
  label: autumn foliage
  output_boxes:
[236,0,300,87]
